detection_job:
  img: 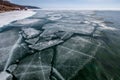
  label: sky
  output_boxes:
[11,0,120,10]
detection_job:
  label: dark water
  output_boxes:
[0,10,120,80]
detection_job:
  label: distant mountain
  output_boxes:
[0,0,40,12]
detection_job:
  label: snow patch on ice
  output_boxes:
[0,10,36,28]
[92,20,117,30]
[99,23,117,30]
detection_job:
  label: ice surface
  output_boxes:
[0,10,36,28]
[0,29,19,72]
[13,49,54,80]
[48,14,62,20]
[4,35,30,71]
[7,64,17,73]
[60,32,73,40]
[0,46,11,71]
[43,23,95,35]
[84,17,117,30]
[22,28,41,39]
[25,37,39,45]
[29,39,63,51]
[0,72,12,80]
[53,36,101,79]
[40,29,59,37]
[1,10,119,80]
[13,19,40,25]
[99,22,117,30]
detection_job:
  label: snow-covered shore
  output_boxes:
[0,10,36,28]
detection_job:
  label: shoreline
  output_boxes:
[0,10,36,28]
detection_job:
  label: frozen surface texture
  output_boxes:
[0,10,120,80]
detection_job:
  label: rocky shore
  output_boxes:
[0,0,40,13]
[0,0,26,13]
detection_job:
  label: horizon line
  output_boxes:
[40,8,120,11]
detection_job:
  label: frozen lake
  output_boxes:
[0,10,120,80]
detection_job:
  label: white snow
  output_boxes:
[92,20,117,30]
[0,10,36,28]
[99,23,117,30]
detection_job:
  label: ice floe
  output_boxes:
[22,28,41,39]
[29,39,63,50]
